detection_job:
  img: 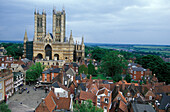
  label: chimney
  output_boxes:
[90,75,92,80]
[122,82,125,91]
[80,74,82,80]
[19,56,21,61]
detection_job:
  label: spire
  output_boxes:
[81,36,84,45]
[42,9,46,14]
[34,8,36,14]
[62,4,65,12]
[24,29,28,42]
[69,30,74,44]
[70,30,72,38]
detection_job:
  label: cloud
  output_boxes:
[0,0,170,44]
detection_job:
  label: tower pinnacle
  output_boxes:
[24,29,28,42]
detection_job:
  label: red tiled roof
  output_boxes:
[118,91,127,104]
[97,88,108,96]
[44,91,57,112]
[119,100,128,112]
[79,91,96,103]
[53,97,71,110]
[43,90,71,112]
[88,84,98,94]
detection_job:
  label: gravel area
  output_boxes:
[8,85,49,112]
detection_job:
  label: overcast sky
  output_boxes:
[0,0,170,45]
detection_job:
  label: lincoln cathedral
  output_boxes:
[23,8,85,63]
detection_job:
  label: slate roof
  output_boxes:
[132,103,155,112]
[71,62,78,67]
[159,94,170,110]
[52,81,70,91]
[78,83,86,91]
[42,68,61,74]
[66,68,76,76]
[81,74,86,79]
[75,75,81,80]
[132,67,145,71]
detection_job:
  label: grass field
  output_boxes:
[92,74,112,80]
[96,45,170,57]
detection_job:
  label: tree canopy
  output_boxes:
[78,65,88,75]
[73,99,103,112]
[124,74,131,83]
[1,43,23,59]
[136,55,170,84]
[100,51,128,81]
[26,62,45,82]
[0,103,11,112]
[91,47,107,61]
[88,60,96,75]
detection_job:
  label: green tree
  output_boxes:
[26,62,45,82]
[124,74,131,83]
[0,103,11,112]
[5,44,23,59]
[100,51,128,81]
[78,65,88,74]
[88,60,96,75]
[136,55,170,84]
[91,47,106,61]
[73,99,103,112]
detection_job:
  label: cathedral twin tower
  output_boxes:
[24,8,85,62]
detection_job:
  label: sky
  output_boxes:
[0,0,170,45]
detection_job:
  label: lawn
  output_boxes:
[92,74,112,80]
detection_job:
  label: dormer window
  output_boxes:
[134,71,136,74]
[105,98,109,103]
[141,71,143,74]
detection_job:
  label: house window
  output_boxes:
[97,97,100,103]
[2,58,4,61]
[141,76,143,79]
[1,63,4,67]
[141,71,143,74]
[52,73,54,79]
[104,106,107,112]
[130,75,132,78]
[0,83,2,89]
[137,93,140,97]
[0,93,2,101]
[134,71,136,74]
[131,70,133,73]
[127,92,130,96]
[45,73,47,81]
[134,76,136,79]
[65,81,67,85]
[149,96,152,100]
[105,98,109,103]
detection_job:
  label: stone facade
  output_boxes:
[24,8,85,62]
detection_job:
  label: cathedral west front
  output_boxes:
[23,8,85,62]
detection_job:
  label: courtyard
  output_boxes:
[8,84,48,112]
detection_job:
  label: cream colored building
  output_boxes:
[0,79,4,102]
[24,8,85,63]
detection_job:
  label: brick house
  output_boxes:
[128,63,152,81]
[42,68,62,83]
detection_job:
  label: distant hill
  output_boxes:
[0,40,23,44]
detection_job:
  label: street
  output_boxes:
[8,84,48,112]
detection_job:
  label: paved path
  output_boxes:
[8,85,49,112]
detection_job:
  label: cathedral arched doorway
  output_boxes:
[45,44,52,60]
[54,54,59,60]
[37,53,43,59]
